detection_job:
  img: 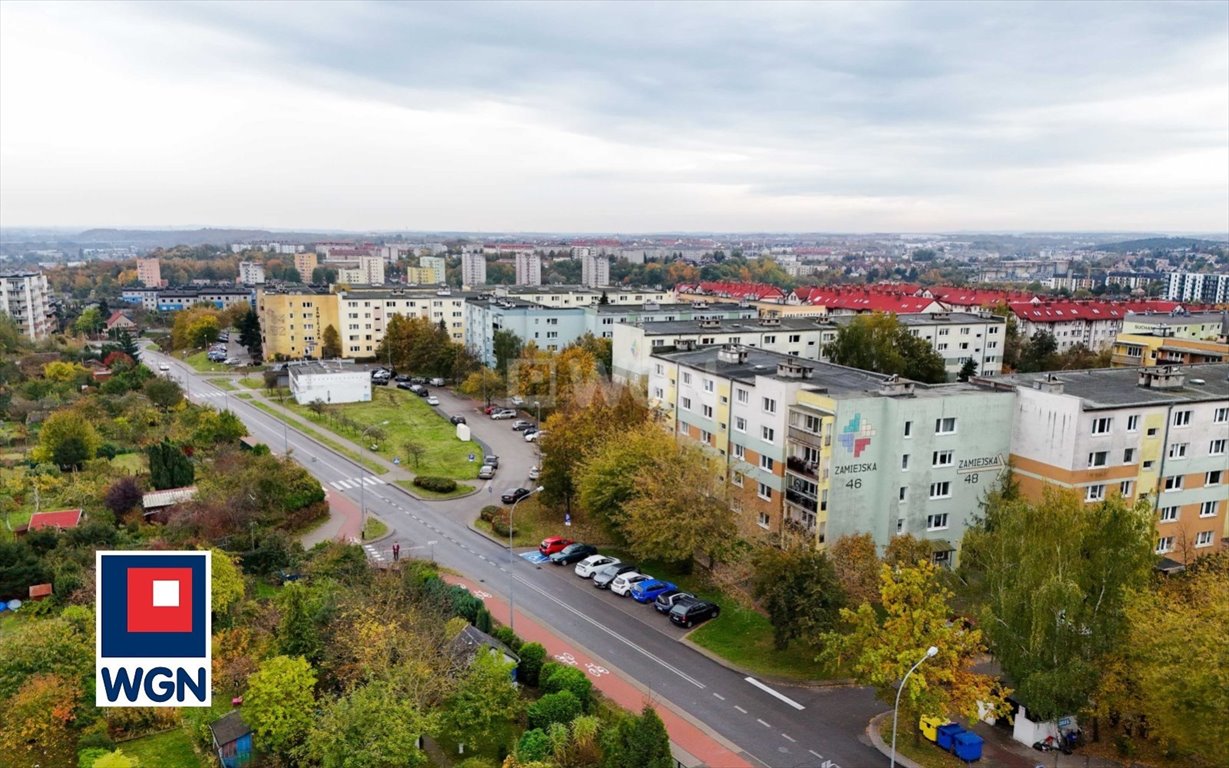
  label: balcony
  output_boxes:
[785,488,817,513]
[788,426,824,449]
[786,455,818,478]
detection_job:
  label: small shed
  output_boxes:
[209,710,253,768]
[450,624,520,679]
[23,508,83,533]
[28,584,53,601]
[142,486,198,523]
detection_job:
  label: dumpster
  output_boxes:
[936,723,965,751]
[952,730,984,762]
[919,715,949,743]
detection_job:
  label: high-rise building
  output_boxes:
[1167,271,1229,304]
[294,252,318,282]
[419,256,447,284]
[515,252,542,286]
[238,261,266,285]
[0,271,54,340]
[461,251,487,288]
[581,252,610,288]
[336,255,385,286]
[136,258,163,288]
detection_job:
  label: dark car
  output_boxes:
[394,374,411,383]
[410,377,427,385]
[550,543,597,565]
[501,487,531,504]
[415,388,430,397]
[654,590,693,614]
[592,563,637,589]
[449,415,467,425]
[669,598,720,628]
[396,381,414,390]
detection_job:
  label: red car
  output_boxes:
[538,536,573,556]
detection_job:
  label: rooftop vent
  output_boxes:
[1138,366,1185,390]
[674,339,698,352]
[1034,373,1064,394]
[776,361,812,379]
[693,301,710,310]
[717,345,748,365]
[878,373,916,397]
[759,317,781,327]
[698,318,722,329]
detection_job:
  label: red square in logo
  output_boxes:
[126,567,193,633]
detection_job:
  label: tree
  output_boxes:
[827,533,881,606]
[492,329,522,375]
[527,689,582,729]
[93,750,141,768]
[882,533,932,569]
[605,705,673,768]
[401,440,427,469]
[244,655,317,760]
[441,650,521,754]
[237,308,263,359]
[751,545,845,650]
[1017,331,1058,372]
[74,306,104,337]
[959,489,1154,721]
[321,324,342,359]
[34,409,101,469]
[103,476,143,518]
[307,680,432,768]
[0,673,81,766]
[957,358,977,381]
[824,312,947,383]
[117,329,141,361]
[143,376,184,410]
[147,440,194,490]
[211,548,245,618]
[171,306,222,350]
[277,582,323,662]
[457,368,505,405]
[577,422,675,537]
[0,540,51,601]
[822,562,1005,744]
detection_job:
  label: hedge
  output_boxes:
[413,476,458,493]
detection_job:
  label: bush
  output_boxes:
[518,642,546,686]
[78,747,109,768]
[542,664,593,710]
[516,728,552,763]
[527,689,581,730]
[491,626,522,652]
[413,476,457,493]
[491,508,516,537]
[479,505,502,523]
[475,607,492,633]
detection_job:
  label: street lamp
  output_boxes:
[891,646,938,768]
[358,420,390,540]
[508,485,544,633]
[534,400,541,428]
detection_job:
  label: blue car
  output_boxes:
[630,579,678,604]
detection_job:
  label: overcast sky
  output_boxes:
[1,1,1226,234]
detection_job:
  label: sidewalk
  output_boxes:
[443,572,756,768]
[300,488,364,548]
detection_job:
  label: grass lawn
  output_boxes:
[182,351,230,373]
[118,728,202,768]
[396,479,475,500]
[212,379,237,391]
[234,392,252,400]
[110,453,146,473]
[238,376,265,389]
[249,401,387,475]
[365,515,389,539]
[471,497,572,547]
[287,388,482,482]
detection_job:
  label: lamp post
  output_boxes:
[358,420,390,540]
[891,646,938,768]
[508,485,544,633]
[534,400,541,428]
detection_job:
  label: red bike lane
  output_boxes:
[444,573,756,768]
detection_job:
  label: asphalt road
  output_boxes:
[146,347,885,768]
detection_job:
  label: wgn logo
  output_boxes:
[95,551,212,707]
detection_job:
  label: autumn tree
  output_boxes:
[244,655,317,760]
[0,673,82,766]
[751,544,845,650]
[103,476,144,518]
[824,312,948,383]
[143,376,184,410]
[321,324,342,359]
[307,680,433,768]
[882,533,933,568]
[822,561,1005,745]
[34,409,101,469]
[577,421,675,538]
[170,306,222,350]
[211,548,245,619]
[827,533,881,606]
[441,650,521,754]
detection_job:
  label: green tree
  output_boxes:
[117,329,141,361]
[237,308,263,359]
[277,582,322,662]
[1017,331,1058,372]
[306,680,432,768]
[321,324,342,359]
[492,329,522,375]
[211,548,245,618]
[143,376,184,410]
[74,306,104,337]
[401,440,427,469]
[751,545,845,650]
[622,706,673,768]
[243,655,317,760]
[441,650,521,754]
[34,409,101,469]
[824,312,947,383]
[957,357,977,381]
[577,422,675,537]
[960,489,1155,720]
[146,440,194,490]
[527,689,582,729]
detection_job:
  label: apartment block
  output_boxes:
[464,296,587,366]
[461,251,487,288]
[495,285,675,307]
[336,255,385,286]
[884,312,1006,378]
[294,251,318,282]
[1121,311,1229,341]
[515,252,542,286]
[0,271,54,340]
[1166,271,1229,304]
[581,252,611,288]
[136,258,164,288]
[238,261,266,286]
[1111,333,1227,368]
[981,365,1229,565]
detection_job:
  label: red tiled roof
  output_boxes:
[678,282,785,300]
[27,508,83,530]
[1009,301,1129,322]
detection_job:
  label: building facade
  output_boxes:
[288,361,372,405]
[336,255,385,286]
[0,271,53,340]
[581,252,611,288]
[1121,311,1229,341]
[461,251,487,288]
[136,258,164,288]
[888,312,1007,378]
[238,261,266,286]
[1110,333,1228,368]
[1166,271,1229,304]
[294,252,319,282]
[515,252,542,286]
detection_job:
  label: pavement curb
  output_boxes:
[362,513,397,546]
[867,710,924,768]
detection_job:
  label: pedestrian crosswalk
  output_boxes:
[188,391,228,399]
[363,544,385,561]
[327,476,387,491]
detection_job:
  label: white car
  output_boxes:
[490,409,517,420]
[158,363,170,372]
[574,554,620,579]
[525,430,546,442]
[610,572,650,597]
[426,396,440,406]
[528,465,540,480]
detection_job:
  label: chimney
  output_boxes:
[1138,366,1185,390]
[758,317,781,327]
[717,345,748,364]
[878,374,915,397]
[698,318,721,329]
[775,361,812,379]
[1034,373,1064,394]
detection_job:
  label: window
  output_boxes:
[1119,480,1133,497]
[761,426,775,443]
[760,456,775,472]
[1128,414,1141,431]
[681,397,692,411]
[898,486,907,502]
[903,421,912,438]
[929,481,951,499]
[1123,448,1135,463]
[1212,439,1227,455]
[1215,407,1229,424]
[731,471,743,487]
[901,454,911,470]
[763,335,776,344]
[1159,506,1179,523]
[927,512,949,530]
[1143,460,1155,471]
[1196,531,1214,548]
[733,444,745,460]
[762,397,777,414]
[1088,451,1108,468]
[736,388,749,404]
[897,518,905,533]
[1085,484,1105,502]
[702,405,713,418]
[681,371,692,385]
[757,512,770,529]
[1206,470,1223,486]
[788,334,801,343]
[703,378,715,392]
[935,417,957,435]
[1147,427,1159,437]
[1091,417,1112,434]
[1168,443,1188,459]
[1200,500,1218,517]
[735,417,747,433]
[757,483,772,501]
[1156,536,1175,554]
[1172,409,1191,427]
[1164,475,1184,491]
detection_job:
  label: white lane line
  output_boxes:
[712,693,725,701]
[781,733,796,743]
[329,481,344,490]
[744,676,805,711]
[809,750,822,759]
[756,718,771,728]
[734,705,748,714]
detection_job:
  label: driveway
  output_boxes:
[426,387,541,500]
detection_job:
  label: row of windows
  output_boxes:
[1091,408,1227,435]
[1156,531,1216,553]
[1159,501,1221,521]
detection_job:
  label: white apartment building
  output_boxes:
[1010,302,1127,352]
[419,256,447,284]
[0,271,54,340]
[1122,311,1229,341]
[1166,271,1229,304]
[136,258,163,288]
[238,261,266,285]
[461,251,487,288]
[494,284,674,308]
[337,255,386,286]
[515,252,542,286]
[889,312,1006,378]
[337,287,469,358]
[581,252,611,288]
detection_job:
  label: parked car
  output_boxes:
[415,388,430,398]
[491,409,517,420]
[574,554,620,578]
[449,415,467,425]
[592,563,637,589]
[630,579,678,604]
[409,384,425,394]
[158,363,170,372]
[510,395,526,406]
[528,466,540,480]
[371,368,390,378]
[429,377,445,386]
[483,455,499,468]
[478,464,495,480]
[654,590,694,614]
[394,374,411,383]
[611,572,651,597]
[550,543,597,565]
[410,377,427,385]
[396,381,414,390]
[501,487,531,504]
[225,358,242,365]
[426,396,440,405]
[525,430,546,442]
[538,536,573,556]
[483,404,499,415]
[511,419,535,431]
[669,598,721,628]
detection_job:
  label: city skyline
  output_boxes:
[2,1,1227,234]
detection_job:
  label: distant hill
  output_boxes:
[72,228,327,247]
[1087,236,1228,253]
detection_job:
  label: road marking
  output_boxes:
[809,750,822,759]
[756,718,771,728]
[781,733,795,743]
[712,693,725,701]
[734,705,747,714]
[744,676,805,711]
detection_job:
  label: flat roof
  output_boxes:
[589,301,749,315]
[341,289,478,300]
[1125,311,1227,326]
[993,364,1229,408]
[288,361,366,376]
[892,312,1005,326]
[639,317,836,335]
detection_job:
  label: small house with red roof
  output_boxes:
[21,508,84,534]
[106,311,137,332]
